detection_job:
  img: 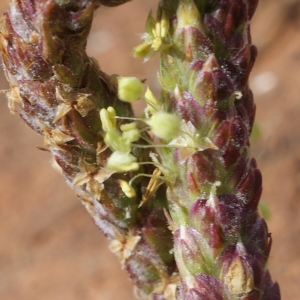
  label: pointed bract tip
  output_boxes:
[177,0,201,29]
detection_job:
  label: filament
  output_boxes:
[129,173,171,186]
[138,161,174,173]
[115,116,144,121]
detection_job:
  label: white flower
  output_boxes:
[133,8,170,61]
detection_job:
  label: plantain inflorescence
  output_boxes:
[0,0,280,299]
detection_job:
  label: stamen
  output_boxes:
[131,143,188,149]
[119,180,136,198]
[139,168,163,207]
[129,173,171,187]
[115,116,144,121]
[163,208,175,232]
[138,161,174,173]
[144,98,161,113]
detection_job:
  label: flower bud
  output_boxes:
[212,69,234,106]
[215,194,243,238]
[221,243,255,295]
[213,120,231,149]
[189,198,225,255]
[262,278,280,300]
[173,91,204,127]
[183,274,230,300]
[174,226,212,277]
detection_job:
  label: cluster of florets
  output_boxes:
[100,76,181,199]
[100,105,140,173]
[101,76,181,164]
[100,73,221,200]
[133,6,170,61]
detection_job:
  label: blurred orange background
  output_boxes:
[0,0,299,299]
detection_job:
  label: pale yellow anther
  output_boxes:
[117,76,144,103]
[106,151,139,172]
[107,106,117,127]
[120,122,140,143]
[120,122,137,132]
[100,107,116,132]
[119,180,136,198]
[147,112,181,140]
[104,129,131,153]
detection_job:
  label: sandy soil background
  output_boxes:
[0,0,299,299]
